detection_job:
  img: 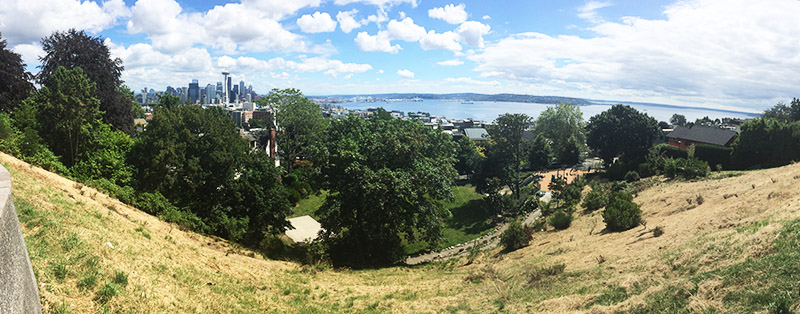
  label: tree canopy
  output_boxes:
[670,114,687,127]
[533,103,586,164]
[587,104,660,166]
[38,29,134,134]
[129,105,290,241]
[486,113,531,198]
[317,115,456,266]
[265,88,328,172]
[0,34,34,113]
[527,134,552,172]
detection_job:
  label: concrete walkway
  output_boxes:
[404,191,550,265]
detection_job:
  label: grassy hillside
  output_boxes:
[7,151,800,313]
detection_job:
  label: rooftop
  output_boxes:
[666,125,737,146]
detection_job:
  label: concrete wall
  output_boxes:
[0,164,42,313]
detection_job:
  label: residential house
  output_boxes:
[666,125,737,149]
[464,128,490,143]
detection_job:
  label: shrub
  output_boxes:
[694,143,732,170]
[582,189,609,212]
[602,192,641,232]
[135,191,175,215]
[638,162,658,178]
[665,158,710,180]
[624,171,640,182]
[559,184,582,206]
[606,161,627,181]
[654,143,690,159]
[501,220,532,251]
[549,210,573,230]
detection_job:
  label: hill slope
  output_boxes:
[6,152,800,313]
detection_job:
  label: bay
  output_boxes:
[341,100,760,122]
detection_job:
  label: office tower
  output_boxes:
[204,84,214,104]
[189,79,199,104]
[227,77,233,103]
[239,81,245,101]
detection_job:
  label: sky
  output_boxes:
[2,0,799,113]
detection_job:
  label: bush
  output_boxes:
[501,220,532,251]
[654,143,690,159]
[602,193,641,232]
[664,158,710,180]
[582,188,609,212]
[549,210,573,230]
[694,143,732,170]
[638,162,657,178]
[559,184,582,206]
[606,161,627,181]
[87,178,136,205]
[135,191,176,215]
[624,171,640,182]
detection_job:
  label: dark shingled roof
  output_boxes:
[464,128,490,141]
[666,125,737,146]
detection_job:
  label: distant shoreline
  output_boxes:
[309,93,761,119]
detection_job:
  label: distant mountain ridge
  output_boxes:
[311,93,592,105]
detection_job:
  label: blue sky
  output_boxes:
[2,0,799,112]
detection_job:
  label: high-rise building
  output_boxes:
[239,81,245,101]
[188,79,199,104]
[226,77,233,103]
[166,86,177,96]
[206,84,215,104]
[179,87,188,103]
[232,85,239,103]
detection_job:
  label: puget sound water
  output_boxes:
[341,100,760,122]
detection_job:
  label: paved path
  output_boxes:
[404,191,550,265]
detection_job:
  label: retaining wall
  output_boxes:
[0,164,42,313]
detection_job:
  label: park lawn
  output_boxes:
[403,184,493,255]
[291,191,328,219]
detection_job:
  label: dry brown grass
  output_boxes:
[7,150,800,313]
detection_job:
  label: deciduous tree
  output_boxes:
[317,116,456,266]
[38,29,134,134]
[0,34,34,113]
[587,104,660,167]
[264,88,328,172]
[533,103,586,163]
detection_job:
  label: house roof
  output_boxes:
[285,215,322,244]
[464,128,490,141]
[666,125,737,146]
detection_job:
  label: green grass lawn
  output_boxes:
[291,191,328,219]
[403,184,493,255]
[292,185,493,256]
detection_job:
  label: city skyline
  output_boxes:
[2,0,799,113]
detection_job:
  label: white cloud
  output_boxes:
[420,30,462,51]
[215,55,372,78]
[469,0,800,111]
[336,9,362,33]
[355,31,402,53]
[297,12,337,33]
[578,1,612,23]
[428,3,468,25]
[437,59,464,66]
[482,15,491,20]
[387,17,426,42]
[10,44,45,69]
[334,0,418,8]
[361,8,389,26]
[0,0,129,46]
[240,0,321,20]
[444,77,500,86]
[127,0,306,54]
[377,69,384,74]
[456,21,491,47]
[397,69,414,78]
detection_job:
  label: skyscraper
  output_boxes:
[227,77,233,103]
[206,84,215,104]
[239,81,245,101]
[188,79,199,104]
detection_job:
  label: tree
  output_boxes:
[156,93,180,110]
[264,88,328,172]
[790,98,800,122]
[487,113,532,198]
[317,116,456,266]
[22,66,102,167]
[558,135,582,166]
[762,103,792,123]
[0,34,34,113]
[527,134,552,172]
[129,105,290,240]
[670,114,687,127]
[532,103,586,163]
[38,29,134,134]
[587,104,660,167]
[454,136,481,176]
[500,220,531,251]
